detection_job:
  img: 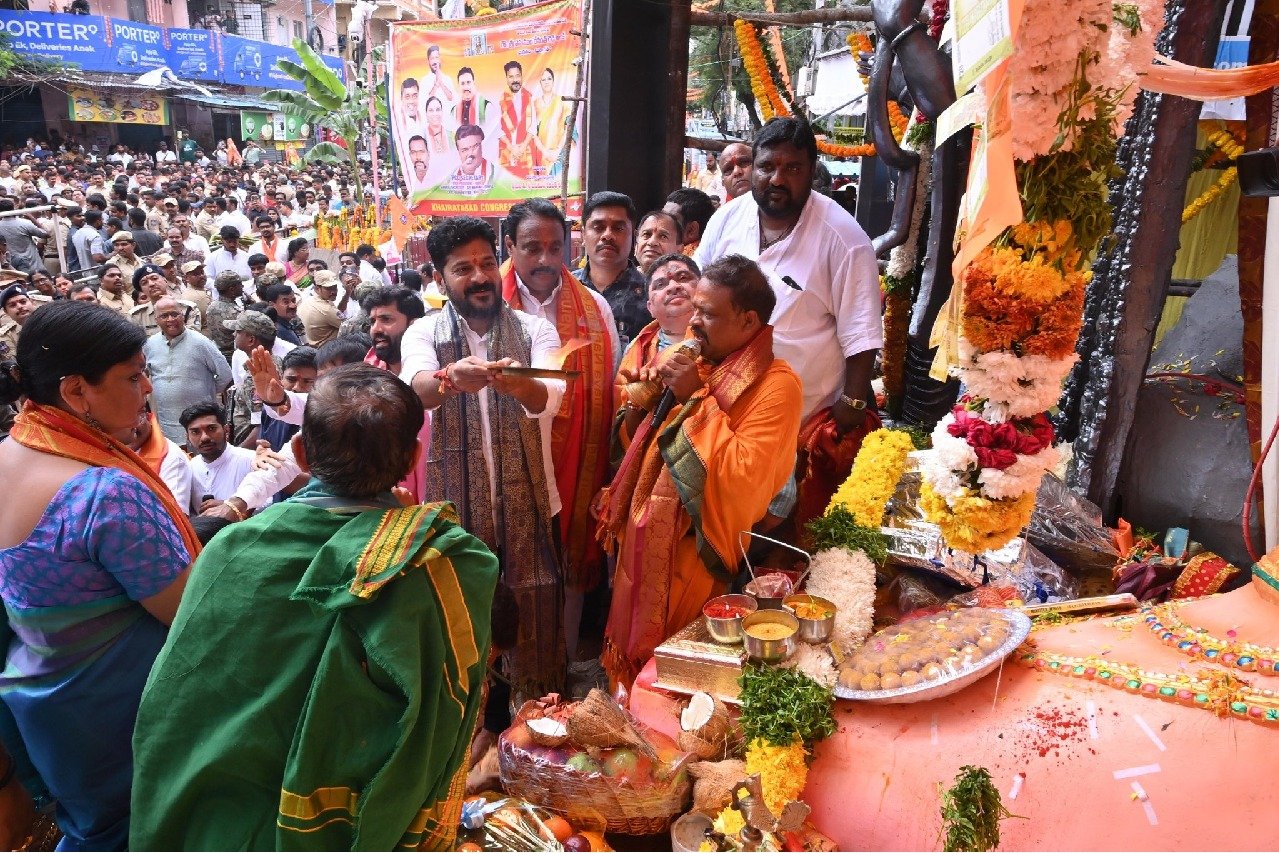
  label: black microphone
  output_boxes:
[651,338,701,427]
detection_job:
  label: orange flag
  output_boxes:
[384,194,414,248]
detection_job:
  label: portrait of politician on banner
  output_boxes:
[387,0,584,216]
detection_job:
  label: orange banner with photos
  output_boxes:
[387,0,585,217]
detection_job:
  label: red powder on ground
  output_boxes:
[1011,704,1091,763]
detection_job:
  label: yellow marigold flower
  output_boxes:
[826,428,916,525]
[744,737,809,815]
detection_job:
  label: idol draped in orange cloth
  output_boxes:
[501,258,615,590]
[597,325,801,688]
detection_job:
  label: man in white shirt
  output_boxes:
[355,243,392,286]
[400,215,567,699]
[174,213,210,258]
[693,115,881,429]
[247,215,289,264]
[206,225,253,282]
[500,198,620,688]
[180,399,256,514]
[213,196,253,237]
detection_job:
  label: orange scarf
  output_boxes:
[11,402,201,559]
[134,412,170,474]
[501,260,615,589]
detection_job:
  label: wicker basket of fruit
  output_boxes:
[498,690,693,835]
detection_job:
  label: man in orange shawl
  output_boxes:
[611,253,699,461]
[500,198,617,683]
[499,60,534,169]
[597,254,801,688]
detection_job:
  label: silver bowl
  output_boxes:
[782,594,837,644]
[741,610,798,663]
[743,572,796,610]
[702,594,758,644]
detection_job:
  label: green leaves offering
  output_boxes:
[737,663,836,750]
[939,765,1020,852]
[805,505,889,565]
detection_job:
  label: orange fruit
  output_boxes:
[457,842,483,852]
[579,830,612,851]
[542,814,574,843]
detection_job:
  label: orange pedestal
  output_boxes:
[629,594,1279,851]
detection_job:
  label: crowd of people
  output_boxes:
[0,114,882,850]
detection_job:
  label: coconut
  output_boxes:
[677,692,740,760]
[565,688,658,760]
[688,759,748,815]
[526,716,569,748]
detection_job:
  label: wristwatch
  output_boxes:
[838,394,868,411]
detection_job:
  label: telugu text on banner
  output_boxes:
[387,0,585,217]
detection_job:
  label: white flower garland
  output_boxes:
[954,340,1080,419]
[805,547,877,656]
[885,115,934,283]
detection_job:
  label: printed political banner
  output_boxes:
[166,27,221,82]
[68,87,169,125]
[387,0,585,216]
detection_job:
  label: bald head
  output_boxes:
[718,142,753,200]
[153,296,187,339]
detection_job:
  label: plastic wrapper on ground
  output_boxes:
[1024,474,1119,578]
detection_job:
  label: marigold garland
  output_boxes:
[713,737,810,836]
[1182,128,1242,223]
[921,480,1037,555]
[734,19,788,122]
[834,31,911,159]
[826,427,916,526]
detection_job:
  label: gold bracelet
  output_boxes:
[226,501,247,521]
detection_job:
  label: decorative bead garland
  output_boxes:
[1016,647,1279,726]
[1139,599,1279,675]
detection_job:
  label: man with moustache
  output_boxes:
[500,198,618,694]
[694,115,881,432]
[596,254,801,689]
[363,287,430,500]
[181,399,256,513]
[572,191,651,351]
[143,295,233,444]
[397,77,429,154]
[180,260,212,327]
[407,135,431,193]
[95,263,134,315]
[717,141,753,202]
[451,126,495,190]
[452,66,492,129]
[615,253,699,401]
[400,216,566,703]
[499,60,534,169]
